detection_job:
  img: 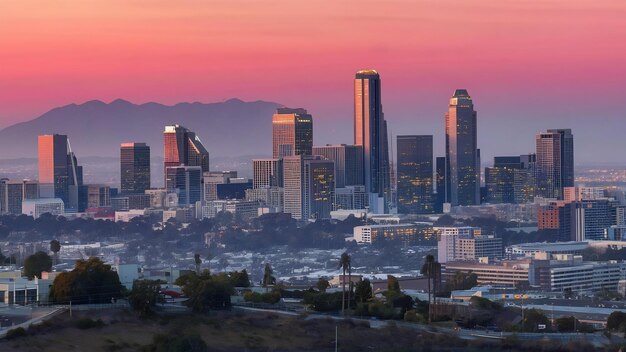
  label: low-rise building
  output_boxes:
[353,223,431,245]
[22,198,64,218]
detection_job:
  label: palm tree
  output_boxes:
[194,253,201,274]
[339,252,351,316]
[421,254,437,323]
[50,239,61,266]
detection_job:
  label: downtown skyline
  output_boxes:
[0,1,625,164]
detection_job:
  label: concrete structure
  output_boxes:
[334,185,368,211]
[114,209,147,222]
[113,263,140,290]
[0,179,39,215]
[283,155,335,221]
[196,200,259,221]
[252,159,283,189]
[436,227,483,263]
[0,277,53,305]
[506,241,590,258]
[22,198,64,218]
[354,223,432,245]
[444,259,531,287]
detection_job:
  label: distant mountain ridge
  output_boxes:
[0,98,282,159]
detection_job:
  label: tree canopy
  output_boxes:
[49,257,123,304]
[23,251,52,279]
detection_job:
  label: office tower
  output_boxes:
[252,159,283,189]
[38,134,82,210]
[163,125,210,183]
[202,171,251,201]
[485,156,522,204]
[86,185,111,208]
[0,179,39,215]
[354,69,390,213]
[272,108,313,158]
[165,166,202,206]
[434,157,446,213]
[444,89,480,206]
[334,185,368,210]
[515,154,537,203]
[312,144,363,188]
[120,143,151,194]
[535,129,574,200]
[396,135,434,214]
[283,155,335,221]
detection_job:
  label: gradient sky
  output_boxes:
[1,0,625,163]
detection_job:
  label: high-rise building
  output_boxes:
[165,166,202,206]
[38,134,82,210]
[354,69,390,213]
[444,89,480,206]
[434,156,446,213]
[120,143,151,194]
[282,155,335,221]
[396,135,434,214]
[0,179,39,214]
[163,125,210,183]
[485,156,522,204]
[535,129,574,200]
[272,108,313,159]
[312,144,363,188]
[252,159,283,189]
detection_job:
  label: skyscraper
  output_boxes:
[271,108,313,159]
[252,159,283,189]
[312,144,363,188]
[396,135,434,214]
[535,129,574,199]
[444,89,480,206]
[165,166,202,206]
[120,142,151,194]
[163,125,210,184]
[354,69,390,213]
[0,179,39,214]
[282,155,335,221]
[485,156,522,204]
[38,134,82,210]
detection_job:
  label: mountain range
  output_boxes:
[0,98,282,159]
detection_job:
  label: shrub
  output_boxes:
[5,327,27,339]
[74,317,105,330]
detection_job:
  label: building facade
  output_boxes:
[120,142,151,194]
[444,89,480,206]
[272,108,313,159]
[163,125,210,184]
[535,129,574,200]
[396,135,434,214]
[354,69,390,213]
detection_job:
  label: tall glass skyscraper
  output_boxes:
[312,144,363,188]
[38,134,82,210]
[444,89,480,206]
[354,69,390,213]
[397,135,434,214]
[535,129,574,199]
[163,125,210,184]
[120,142,151,194]
[271,108,313,159]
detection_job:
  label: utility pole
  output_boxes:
[335,325,338,352]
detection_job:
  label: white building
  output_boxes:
[22,198,64,218]
[435,227,481,263]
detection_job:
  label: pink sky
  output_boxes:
[1,0,625,162]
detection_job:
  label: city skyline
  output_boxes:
[1,1,625,164]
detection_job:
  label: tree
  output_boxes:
[128,279,162,316]
[50,239,61,266]
[23,251,52,279]
[229,270,250,287]
[421,254,440,322]
[49,257,123,304]
[387,275,400,293]
[194,253,202,274]
[521,309,550,332]
[175,271,233,312]
[339,252,351,315]
[354,279,372,304]
[316,277,330,293]
[445,271,478,292]
[607,311,626,332]
[262,263,275,292]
